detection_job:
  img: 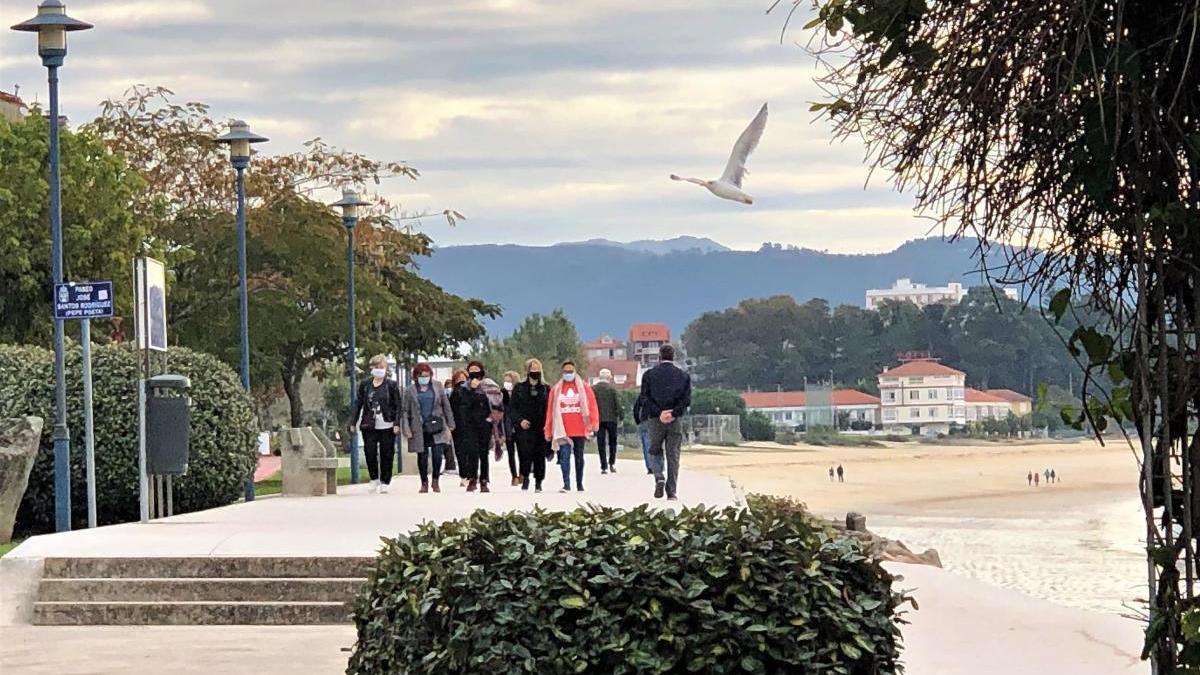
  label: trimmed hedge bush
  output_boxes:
[0,343,257,535]
[348,497,907,674]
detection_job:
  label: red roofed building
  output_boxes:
[741,389,881,429]
[986,389,1033,416]
[587,358,640,390]
[629,323,671,368]
[878,359,967,435]
[0,90,28,123]
[584,335,627,361]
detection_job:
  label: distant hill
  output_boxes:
[420,237,1007,340]
[565,236,731,255]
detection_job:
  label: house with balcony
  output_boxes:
[587,358,640,390]
[584,335,627,361]
[878,360,968,435]
[629,323,671,368]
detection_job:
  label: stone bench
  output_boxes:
[280,427,339,497]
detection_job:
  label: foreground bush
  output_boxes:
[0,343,257,534]
[348,500,907,674]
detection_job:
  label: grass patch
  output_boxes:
[805,430,886,448]
[254,465,356,498]
[0,539,23,558]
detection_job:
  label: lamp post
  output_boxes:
[12,0,93,533]
[333,189,370,485]
[214,120,268,501]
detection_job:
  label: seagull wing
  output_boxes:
[719,103,768,188]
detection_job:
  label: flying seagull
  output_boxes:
[671,102,768,205]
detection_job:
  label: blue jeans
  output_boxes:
[557,437,586,490]
[639,424,652,472]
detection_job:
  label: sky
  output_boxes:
[0,0,936,252]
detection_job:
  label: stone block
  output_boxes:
[845,511,867,532]
[0,417,43,543]
[281,427,339,497]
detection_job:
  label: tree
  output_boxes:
[689,388,747,415]
[792,0,1200,667]
[475,310,586,382]
[0,112,146,344]
[90,87,497,426]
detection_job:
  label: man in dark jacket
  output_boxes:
[639,344,691,500]
[592,368,623,474]
[510,358,551,492]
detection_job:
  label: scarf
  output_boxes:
[548,379,593,444]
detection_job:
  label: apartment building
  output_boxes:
[878,360,968,435]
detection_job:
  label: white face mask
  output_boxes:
[503,381,514,391]
[562,372,576,382]
[371,368,387,379]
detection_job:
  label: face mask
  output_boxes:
[562,372,576,382]
[529,372,541,382]
[417,376,431,386]
[371,368,387,379]
[503,381,514,391]
[469,371,484,381]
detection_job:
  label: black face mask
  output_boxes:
[528,371,541,382]
[469,371,484,381]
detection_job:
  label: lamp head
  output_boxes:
[332,189,370,222]
[214,120,269,163]
[10,1,92,57]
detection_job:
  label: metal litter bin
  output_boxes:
[146,374,191,475]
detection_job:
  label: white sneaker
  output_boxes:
[380,483,390,494]
[368,480,380,494]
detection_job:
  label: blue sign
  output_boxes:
[54,281,114,320]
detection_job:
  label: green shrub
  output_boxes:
[775,430,799,445]
[348,502,907,674]
[739,410,775,441]
[0,343,257,535]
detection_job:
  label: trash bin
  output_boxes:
[146,374,191,476]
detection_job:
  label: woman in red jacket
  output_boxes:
[544,359,599,492]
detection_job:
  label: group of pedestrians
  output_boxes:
[350,344,692,501]
[1027,468,1059,486]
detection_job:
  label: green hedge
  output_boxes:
[0,343,257,535]
[740,410,775,441]
[348,497,907,674]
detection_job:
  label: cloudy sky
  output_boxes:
[1,0,935,252]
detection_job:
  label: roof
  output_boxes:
[629,323,670,342]
[584,335,624,350]
[0,91,27,108]
[986,388,1032,403]
[741,389,881,409]
[587,359,639,389]
[966,388,1009,403]
[880,360,965,378]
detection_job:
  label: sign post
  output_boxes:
[54,281,113,529]
[134,258,168,523]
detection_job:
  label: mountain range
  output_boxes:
[419,237,1005,341]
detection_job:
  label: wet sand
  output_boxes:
[688,438,1146,615]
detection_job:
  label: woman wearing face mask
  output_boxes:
[544,359,599,493]
[448,369,468,484]
[502,370,521,485]
[450,361,494,492]
[401,363,456,493]
[350,354,402,494]
[511,359,550,492]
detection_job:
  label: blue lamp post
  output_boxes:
[11,0,93,533]
[332,189,370,486]
[214,120,268,501]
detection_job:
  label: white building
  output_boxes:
[741,390,881,429]
[878,360,968,435]
[865,279,1018,309]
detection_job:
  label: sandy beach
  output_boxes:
[687,438,1146,616]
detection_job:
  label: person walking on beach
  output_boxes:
[502,371,522,486]
[1043,468,1051,485]
[1027,471,1033,487]
[512,359,551,491]
[1034,472,1040,487]
[351,354,402,494]
[451,361,494,493]
[545,359,599,492]
[593,368,623,474]
[400,363,455,493]
[640,344,692,501]
[1051,468,1057,484]
[837,464,844,483]
[829,466,836,482]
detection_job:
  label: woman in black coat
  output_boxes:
[450,361,493,492]
[510,358,551,492]
[350,354,402,493]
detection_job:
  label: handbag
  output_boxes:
[422,415,445,436]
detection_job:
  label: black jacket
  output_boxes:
[639,361,692,419]
[633,393,647,425]
[510,379,550,437]
[450,382,492,454]
[353,377,401,430]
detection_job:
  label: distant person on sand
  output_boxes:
[1027,471,1033,487]
[1043,468,1051,485]
[837,464,844,483]
[1034,472,1040,486]
[593,368,623,475]
[641,344,692,501]
[1051,468,1058,483]
[829,466,836,482]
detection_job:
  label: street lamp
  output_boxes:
[214,120,268,501]
[12,0,93,533]
[333,188,370,486]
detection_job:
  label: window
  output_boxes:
[951,387,965,400]
[909,409,920,419]
[929,407,938,418]
[928,389,938,400]
[908,377,924,384]
[953,406,966,418]
[785,411,793,420]
[885,391,897,402]
[883,409,897,421]
[908,390,919,400]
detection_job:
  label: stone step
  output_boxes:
[32,601,353,626]
[37,577,368,603]
[41,557,375,580]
